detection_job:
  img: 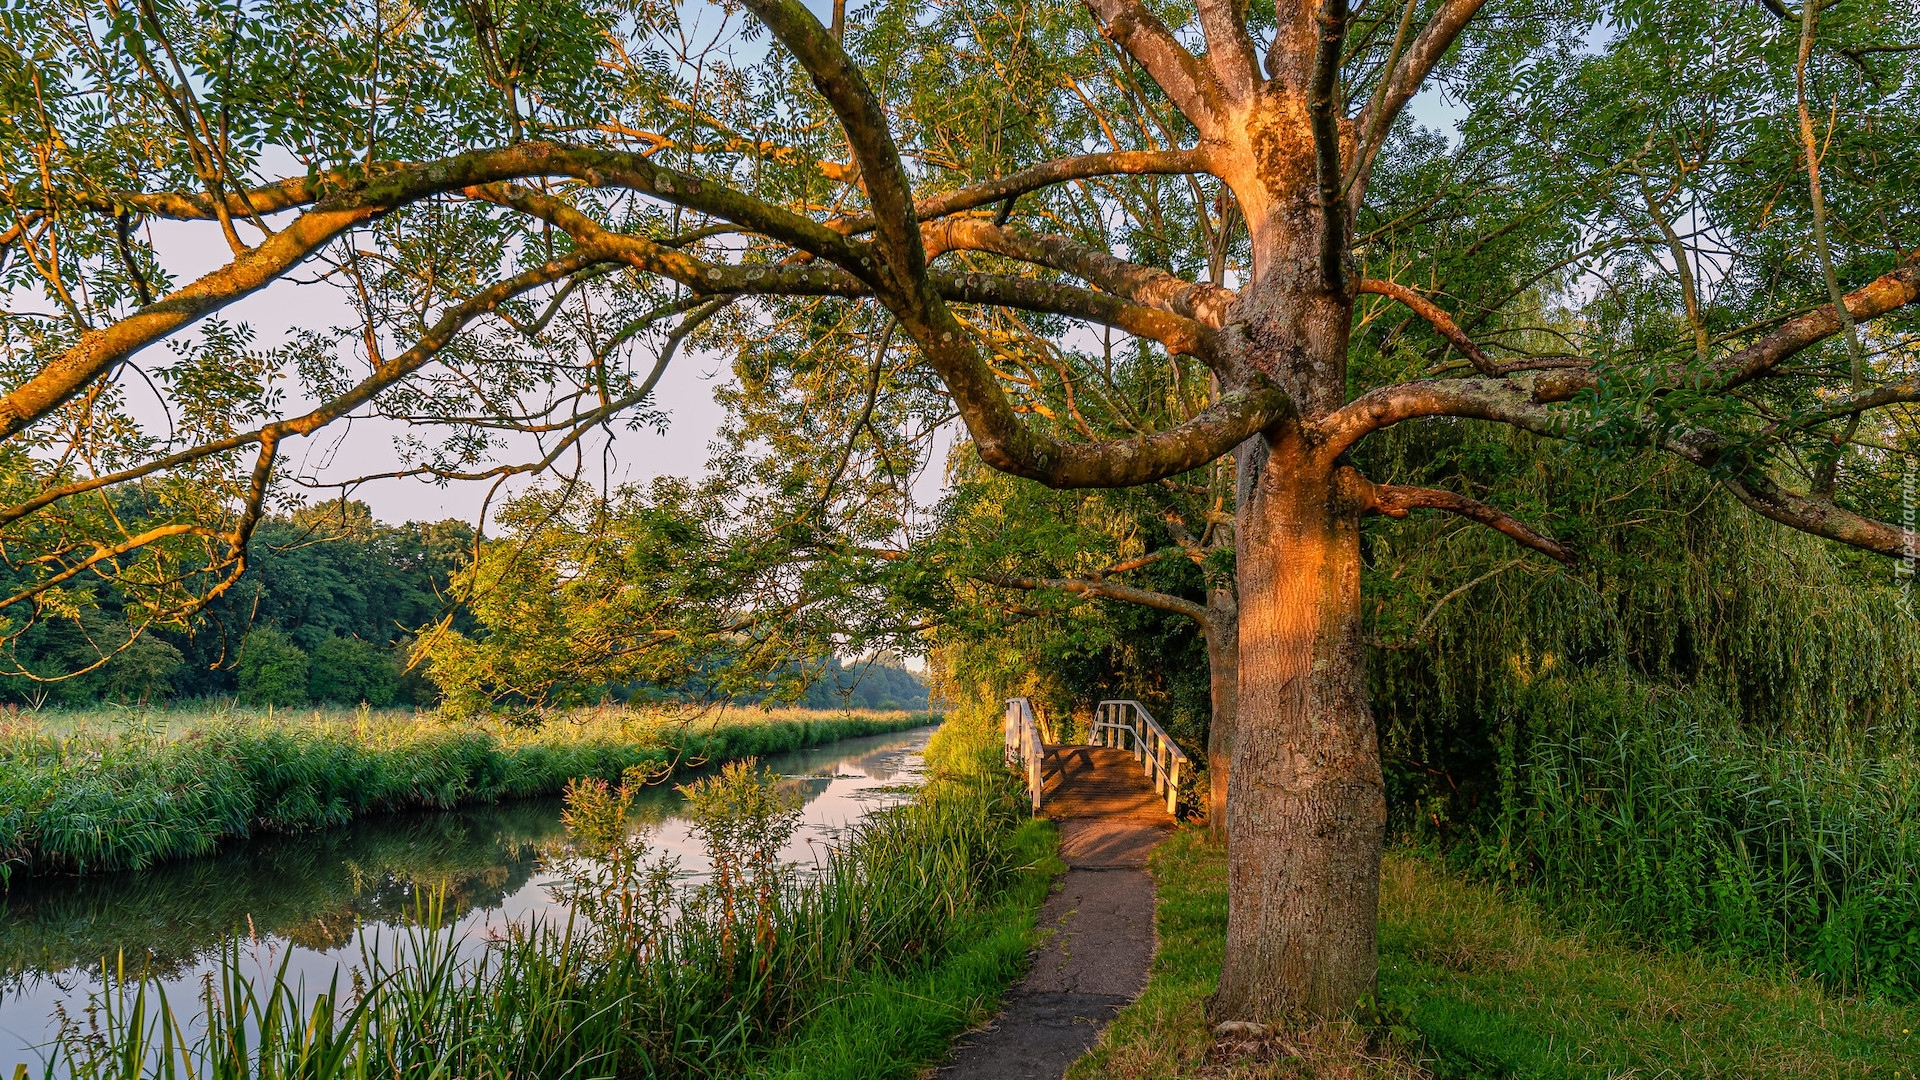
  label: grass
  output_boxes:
[741,817,1061,1080]
[37,765,1052,1080]
[1472,677,1920,998]
[1069,829,1920,1079]
[0,704,936,880]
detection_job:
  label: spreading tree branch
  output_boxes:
[1311,0,1349,291]
[1358,476,1576,564]
[979,572,1210,623]
[1081,0,1228,133]
[1356,278,1496,373]
[1347,0,1489,210]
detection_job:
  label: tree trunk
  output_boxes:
[1213,430,1385,1021]
[1204,590,1239,835]
[1213,46,1384,1017]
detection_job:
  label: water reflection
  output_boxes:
[0,725,934,1070]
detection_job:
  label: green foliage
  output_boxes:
[1361,426,1920,769]
[0,709,932,879]
[306,637,397,707]
[0,614,184,707]
[680,759,804,916]
[795,656,929,711]
[1471,675,1920,998]
[420,480,923,717]
[234,629,309,707]
[923,459,1215,768]
[46,769,1041,1080]
[0,502,469,708]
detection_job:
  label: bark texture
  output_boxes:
[1217,436,1384,1020]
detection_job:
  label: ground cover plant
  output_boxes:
[37,754,1049,1080]
[0,705,934,881]
[1071,829,1920,1079]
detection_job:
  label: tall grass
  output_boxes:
[41,766,1034,1080]
[1472,675,1920,997]
[0,706,935,881]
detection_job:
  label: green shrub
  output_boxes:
[307,637,397,706]
[236,630,310,707]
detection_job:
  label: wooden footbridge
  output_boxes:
[1002,697,1188,819]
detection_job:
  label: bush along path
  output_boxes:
[941,747,1175,1080]
[0,709,933,881]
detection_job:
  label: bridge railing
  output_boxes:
[1003,696,1046,811]
[1091,699,1189,815]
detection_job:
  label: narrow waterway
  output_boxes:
[0,724,936,1071]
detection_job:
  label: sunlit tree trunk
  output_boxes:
[1219,432,1384,1019]
[1212,78,1386,1015]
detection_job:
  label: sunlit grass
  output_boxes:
[5,699,934,741]
[0,704,937,880]
[1070,829,1920,1080]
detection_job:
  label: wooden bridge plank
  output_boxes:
[1038,746,1169,821]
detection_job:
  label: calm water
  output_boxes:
[0,725,935,1071]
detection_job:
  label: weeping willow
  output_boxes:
[1363,419,1920,756]
[1361,419,1920,995]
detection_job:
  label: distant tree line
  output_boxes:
[0,502,472,708]
[0,497,928,713]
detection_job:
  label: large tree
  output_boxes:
[5,0,1919,1020]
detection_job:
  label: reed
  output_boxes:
[39,767,1034,1080]
[1471,675,1920,997]
[0,706,936,881]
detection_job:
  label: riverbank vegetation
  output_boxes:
[40,751,1054,1080]
[0,707,934,882]
[1073,829,1919,1079]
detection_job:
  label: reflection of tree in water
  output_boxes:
[0,801,563,984]
[0,726,933,990]
[772,727,933,786]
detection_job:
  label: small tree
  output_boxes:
[236,629,309,707]
[100,634,184,705]
[308,637,397,707]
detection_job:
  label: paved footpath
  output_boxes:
[939,748,1173,1080]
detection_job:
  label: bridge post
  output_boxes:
[1027,721,1042,812]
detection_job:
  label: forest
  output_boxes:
[0,499,926,711]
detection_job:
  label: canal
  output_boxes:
[0,724,935,1071]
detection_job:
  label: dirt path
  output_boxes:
[937,816,1170,1080]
